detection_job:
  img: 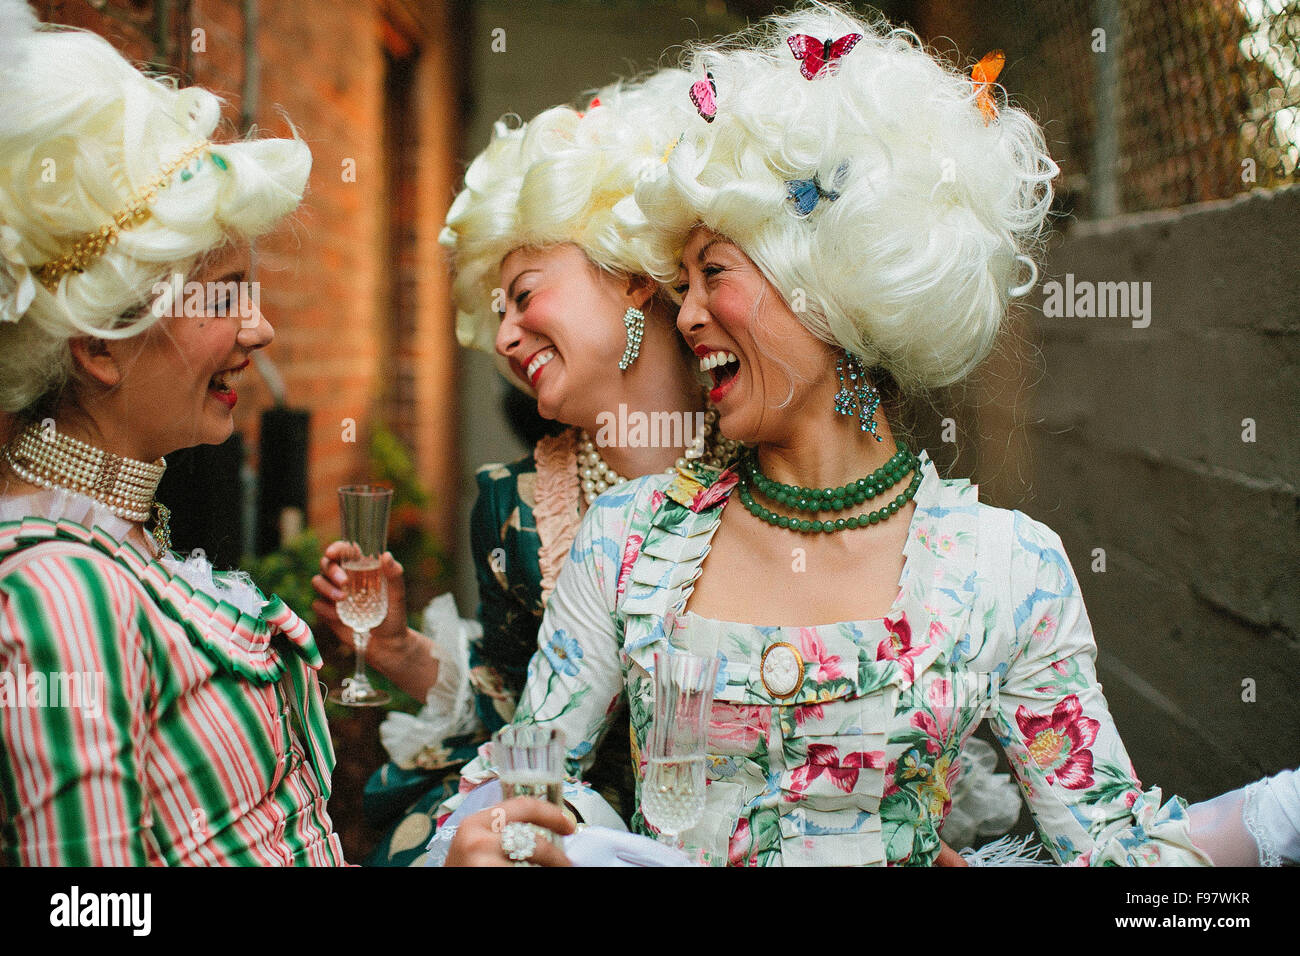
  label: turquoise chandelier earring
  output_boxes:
[833,350,884,442]
[618,306,645,371]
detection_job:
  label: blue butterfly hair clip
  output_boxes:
[786,160,850,217]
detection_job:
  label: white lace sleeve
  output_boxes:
[378,593,483,768]
[1186,768,1300,866]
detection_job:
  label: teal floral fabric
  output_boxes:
[363,446,634,865]
[454,451,1213,866]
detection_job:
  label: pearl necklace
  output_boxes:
[2,423,165,524]
[577,408,740,505]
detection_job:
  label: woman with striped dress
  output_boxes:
[0,4,343,865]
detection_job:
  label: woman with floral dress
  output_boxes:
[441,3,1239,867]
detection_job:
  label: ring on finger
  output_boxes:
[500,821,538,864]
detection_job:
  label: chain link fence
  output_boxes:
[1002,0,1298,218]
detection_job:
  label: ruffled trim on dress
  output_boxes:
[1068,787,1214,866]
[1,489,267,617]
[532,428,582,608]
[0,514,321,680]
[0,509,335,793]
[158,550,266,618]
[378,592,484,769]
[0,488,135,544]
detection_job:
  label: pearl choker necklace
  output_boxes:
[578,408,740,505]
[3,423,166,524]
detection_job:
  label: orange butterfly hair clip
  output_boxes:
[970,50,1004,125]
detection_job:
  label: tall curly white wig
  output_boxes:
[0,2,311,416]
[440,68,697,357]
[632,1,1058,394]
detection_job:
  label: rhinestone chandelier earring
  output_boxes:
[618,306,644,371]
[833,350,884,442]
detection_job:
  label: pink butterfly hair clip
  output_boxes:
[689,71,717,123]
[787,32,863,80]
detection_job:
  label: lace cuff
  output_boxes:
[1243,768,1299,866]
[422,593,478,718]
[1187,768,1299,867]
[378,593,483,768]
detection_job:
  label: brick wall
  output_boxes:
[34,0,462,549]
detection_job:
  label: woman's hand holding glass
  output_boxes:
[321,486,394,706]
[312,543,408,656]
[312,542,447,703]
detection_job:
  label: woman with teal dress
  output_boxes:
[311,70,739,865]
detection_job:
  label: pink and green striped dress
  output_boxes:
[0,511,344,866]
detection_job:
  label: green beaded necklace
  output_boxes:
[737,446,922,533]
[747,439,915,511]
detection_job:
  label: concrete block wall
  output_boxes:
[1009,185,1299,801]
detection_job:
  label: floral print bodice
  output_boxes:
[452,451,1212,867]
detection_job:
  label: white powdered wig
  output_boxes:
[440,68,696,357]
[0,3,311,415]
[632,1,1059,394]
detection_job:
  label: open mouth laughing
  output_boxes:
[524,346,557,387]
[208,360,248,408]
[697,346,740,402]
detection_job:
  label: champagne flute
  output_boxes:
[329,484,393,707]
[492,725,567,805]
[492,725,567,852]
[641,650,718,850]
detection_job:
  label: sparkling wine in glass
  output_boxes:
[492,725,567,849]
[329,485,393,707]
[641,754,707,839]
[641,650,718,850]
[492,725,567,806]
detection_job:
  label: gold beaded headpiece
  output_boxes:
[32,140,215,292]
